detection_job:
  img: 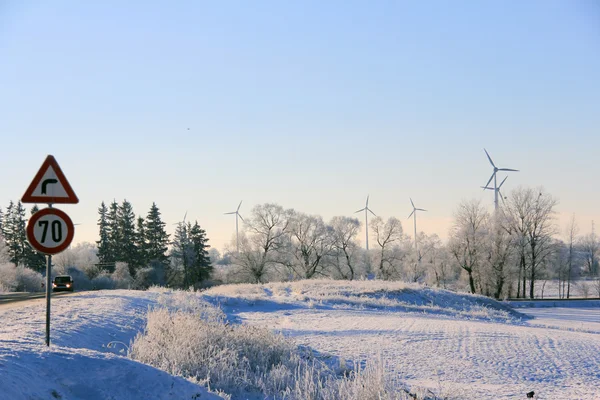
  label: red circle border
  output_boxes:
[26,207,75,255]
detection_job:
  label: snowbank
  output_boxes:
[0,290,223,400]
[204,279,525,322]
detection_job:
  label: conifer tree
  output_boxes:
[4,201,28,266]
[145,203,169,267]
[25,206,46,271]
[118,200,138,276]
[107,200,121,263]
[96,201,111,264]
[0,206,4,236]
[170,221,211,288]
[136,216,148,267]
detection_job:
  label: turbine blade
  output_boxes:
[498,168,519,172]
[368,208,376,217]
[499,191,506,206]
[484,173,495,189]
[417,208,427,212]
[481,186,493,190]
[238,213,245,222]
[484,148,496,168]
[366,195,369,207]
[407,211,414,219]
[499,176,508,188]
[183,211,187,223]
[237,200,243,212]
[355,208,366,213]
[224,212,236,215]
[410,198,415,208]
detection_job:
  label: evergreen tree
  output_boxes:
[188,221,212,285]
[107,200,121,263]
[136,216,148,267]
[4,201,28,266]
[96,201,111,264]
[145,203,169,267]
[170,221,212,288]
[24,206,46,271]
[118,200,138,276]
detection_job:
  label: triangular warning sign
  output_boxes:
[22,155,79,204]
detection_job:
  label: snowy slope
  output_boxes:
[204,281,600,400]
[0,291,223,400]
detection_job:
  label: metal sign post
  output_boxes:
[22,155,78,347]
[45,254,52,346]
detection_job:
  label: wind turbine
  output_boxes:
[224,201,244,252]
[172,211,188,226]
[407,198,427,263]
[482,176,508,206]
[355,195,376,251]
[483,149,518,210]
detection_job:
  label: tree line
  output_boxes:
[0,201,46,270]
[96,200,212,289]
[216,187,599,299]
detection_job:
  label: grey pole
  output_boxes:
[45,254,52,346]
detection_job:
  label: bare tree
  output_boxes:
[421,233,454,288]
[503,188,532,298]
[526,189,558,299]
[287,212,332,279]
[231,203,292,283]
[449,200,489,294]
[565,215,579,298]
[370,216,404,280]
[327,216,361,280]
[484,214,514,299]
[581,222,599,277]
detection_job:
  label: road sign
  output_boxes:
[22,155,79,204]
[26,208,75,255]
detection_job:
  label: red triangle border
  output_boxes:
[21,155,79,204]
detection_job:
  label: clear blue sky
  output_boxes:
[1,1,599,251]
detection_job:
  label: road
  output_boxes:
[0,291,74,309]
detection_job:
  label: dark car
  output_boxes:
[52,275,74,292]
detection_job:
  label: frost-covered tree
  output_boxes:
[564,215,579,298]
[0,233,10,264]
[370,216,404,280]
[449,200,489,294]
[287,212,332,279]
[581,222,599,277]
[327,216,361,280]
[231,204,292,283]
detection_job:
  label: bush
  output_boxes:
[0,263,44,292]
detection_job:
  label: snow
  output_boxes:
[0,290,223,400]
[204,281,600,400]
[3,283,600,399]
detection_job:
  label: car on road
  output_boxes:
[52,275,74,292]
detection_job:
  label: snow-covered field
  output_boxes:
[0,291,222,400]
[204,281,600,400]
[2,282,600,399]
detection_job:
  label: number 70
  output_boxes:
[38,220,63,243]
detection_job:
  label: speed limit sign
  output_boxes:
[26,207,75,255]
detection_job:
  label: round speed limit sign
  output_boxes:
[26,208,75,255]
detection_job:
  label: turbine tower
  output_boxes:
[482,176,508,207]
[483,149,518,210]
[408,198,427,263]
[355,195,376,251]
[224,201,244,252]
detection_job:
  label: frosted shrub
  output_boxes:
[91,271,116,290]
[0,263,44,292]
[112,262,132,289]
